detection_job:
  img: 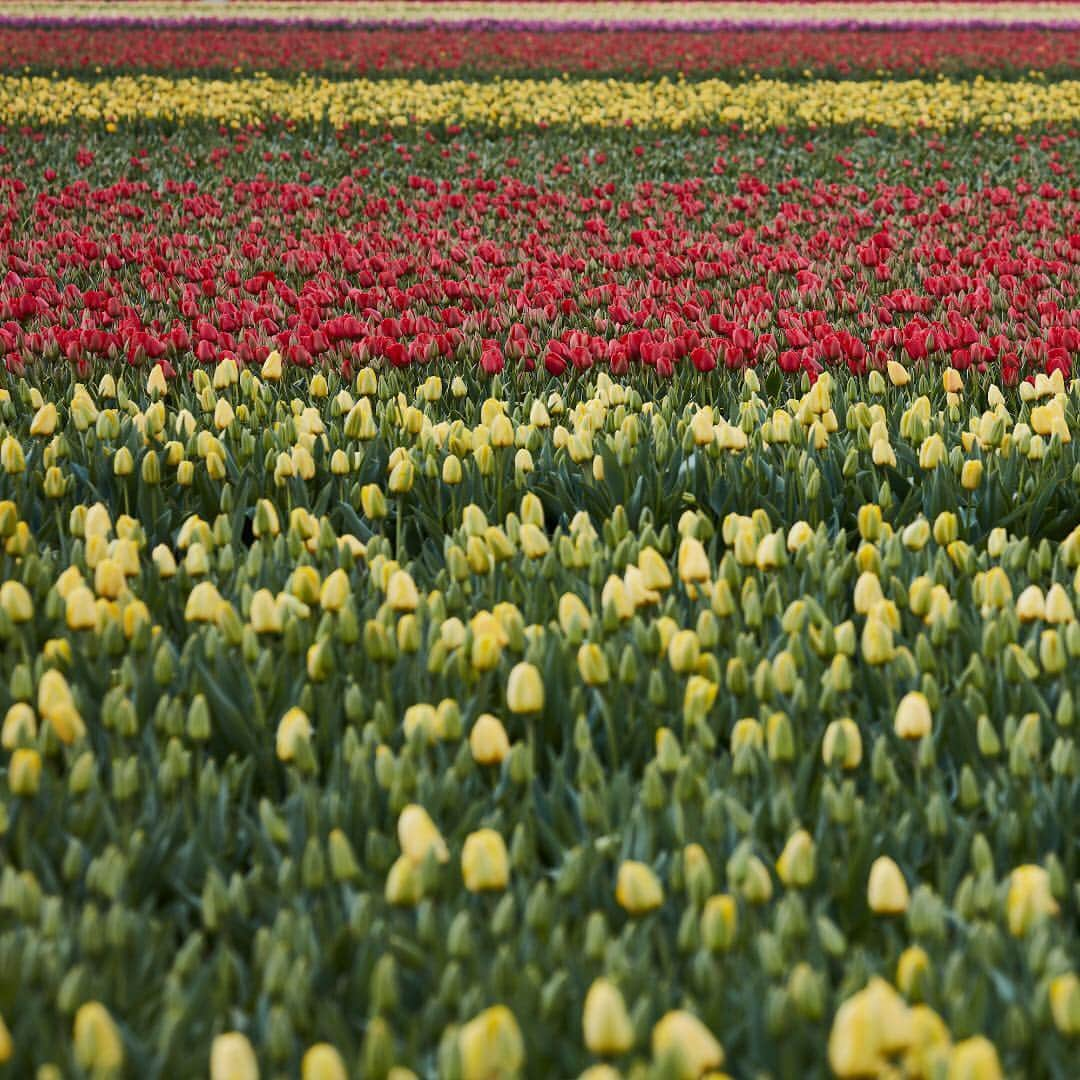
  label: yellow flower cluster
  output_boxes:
[2,74,1078,130]
[9,2,1078,27]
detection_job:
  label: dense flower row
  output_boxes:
[0,126,1076,392]
[1,357,1079,1076]
[4,25,1078,77]
[6,0,1080,30]
[3,73,1080,129]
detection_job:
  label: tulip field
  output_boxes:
[2,2,1080,1078]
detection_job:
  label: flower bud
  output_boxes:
[458,1006,524,1080]
[776,829,816,889]
[615,860,663,915]
[210,1032,259,1080]
[462,829,510,892]
[651,1011,724,1079]
[1006,864,1058,936]
[583,978,634,1057]
[301,1044,347,1080]
[470,714,511,766]
[506,662,544,714]
[1049,973,1080,1036]
[9,747,41,796]
[398,805,449,865]
[895,692,932,740]
[73,1002,124,1075]
[947,1036,1003,1080]
[867,856,910,914]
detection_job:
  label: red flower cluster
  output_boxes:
[3,133,1078,384]
[3,25,1078,76]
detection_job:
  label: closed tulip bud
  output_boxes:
[462,828,509,892]
[38,669,85,744]
[388,457,415,493]
[947,1037,1003,1080]
[1006,864,1058,936]
[895,692,932,739]
[360,483,387,520]
[1,436,24,474]
[583,978,634,1056]
[268,694,310,754]
[918,434,946,469]
[961,459,983,489]
[319,568,350,612]
[0,1013,9,1063]
[458,1006,525,1080]
[185,580,222,623]
[44,464,67,498]
[651,1011,724,1079]
[577,643,610,686]
[30,402,57,437]
[822,719,862,769]
[327,829,360,883]
[828,979,910,1079]
[678,536,710,583]
[868,856,910,914]
[301,1044,347,1080]
[776,829,816,888]
[1016,585,1046,622]
[506,662,544,713]
[861,618,894,665]
[0,581,31,622]
[701,893,738,951]
[616,860,663,915]
[398,805,449,865]
[469,714,510,766]
[857,504,883,542]
[2,702,36,749]
[887,360,910,386]
[1049,973,1080,1036]
[896,945,932,999]
[519,523,549,559]
[933,512,958,546]
[668,629,700,674]
[210,1032,259,1080]
[73,1002,124,1075]
[9,747,41,795]
[385,855,422,906]
[386,570,419,612]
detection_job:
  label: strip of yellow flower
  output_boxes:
[7,2,1080,27]
[3,75,1079,130]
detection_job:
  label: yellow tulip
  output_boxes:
[506,662,544,713]
[615,860,663,915]
[275,707,312,763]
[462,828,510,892]
[583,978,634,1057]
[301,1044,347,1080]
[1005,864,1059,936]
[210,1032,260,1080]
[459,1006,525,1080]
[398,804,449,865]
[651,1011,724,1079]
[867,856,910,915]
[9,747,42,796]
[73,1002,124,1074]
[469,714,511,766]
[894,692,932,740]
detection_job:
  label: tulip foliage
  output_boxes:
[1,349,1080,1076]
[1,8,1080,1078]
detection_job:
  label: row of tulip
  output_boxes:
[0,123,1076,392]
[4,25,1077,78]
[4,73,1080,129]
[5,0,1080,31]
[1,355,1079,1076]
